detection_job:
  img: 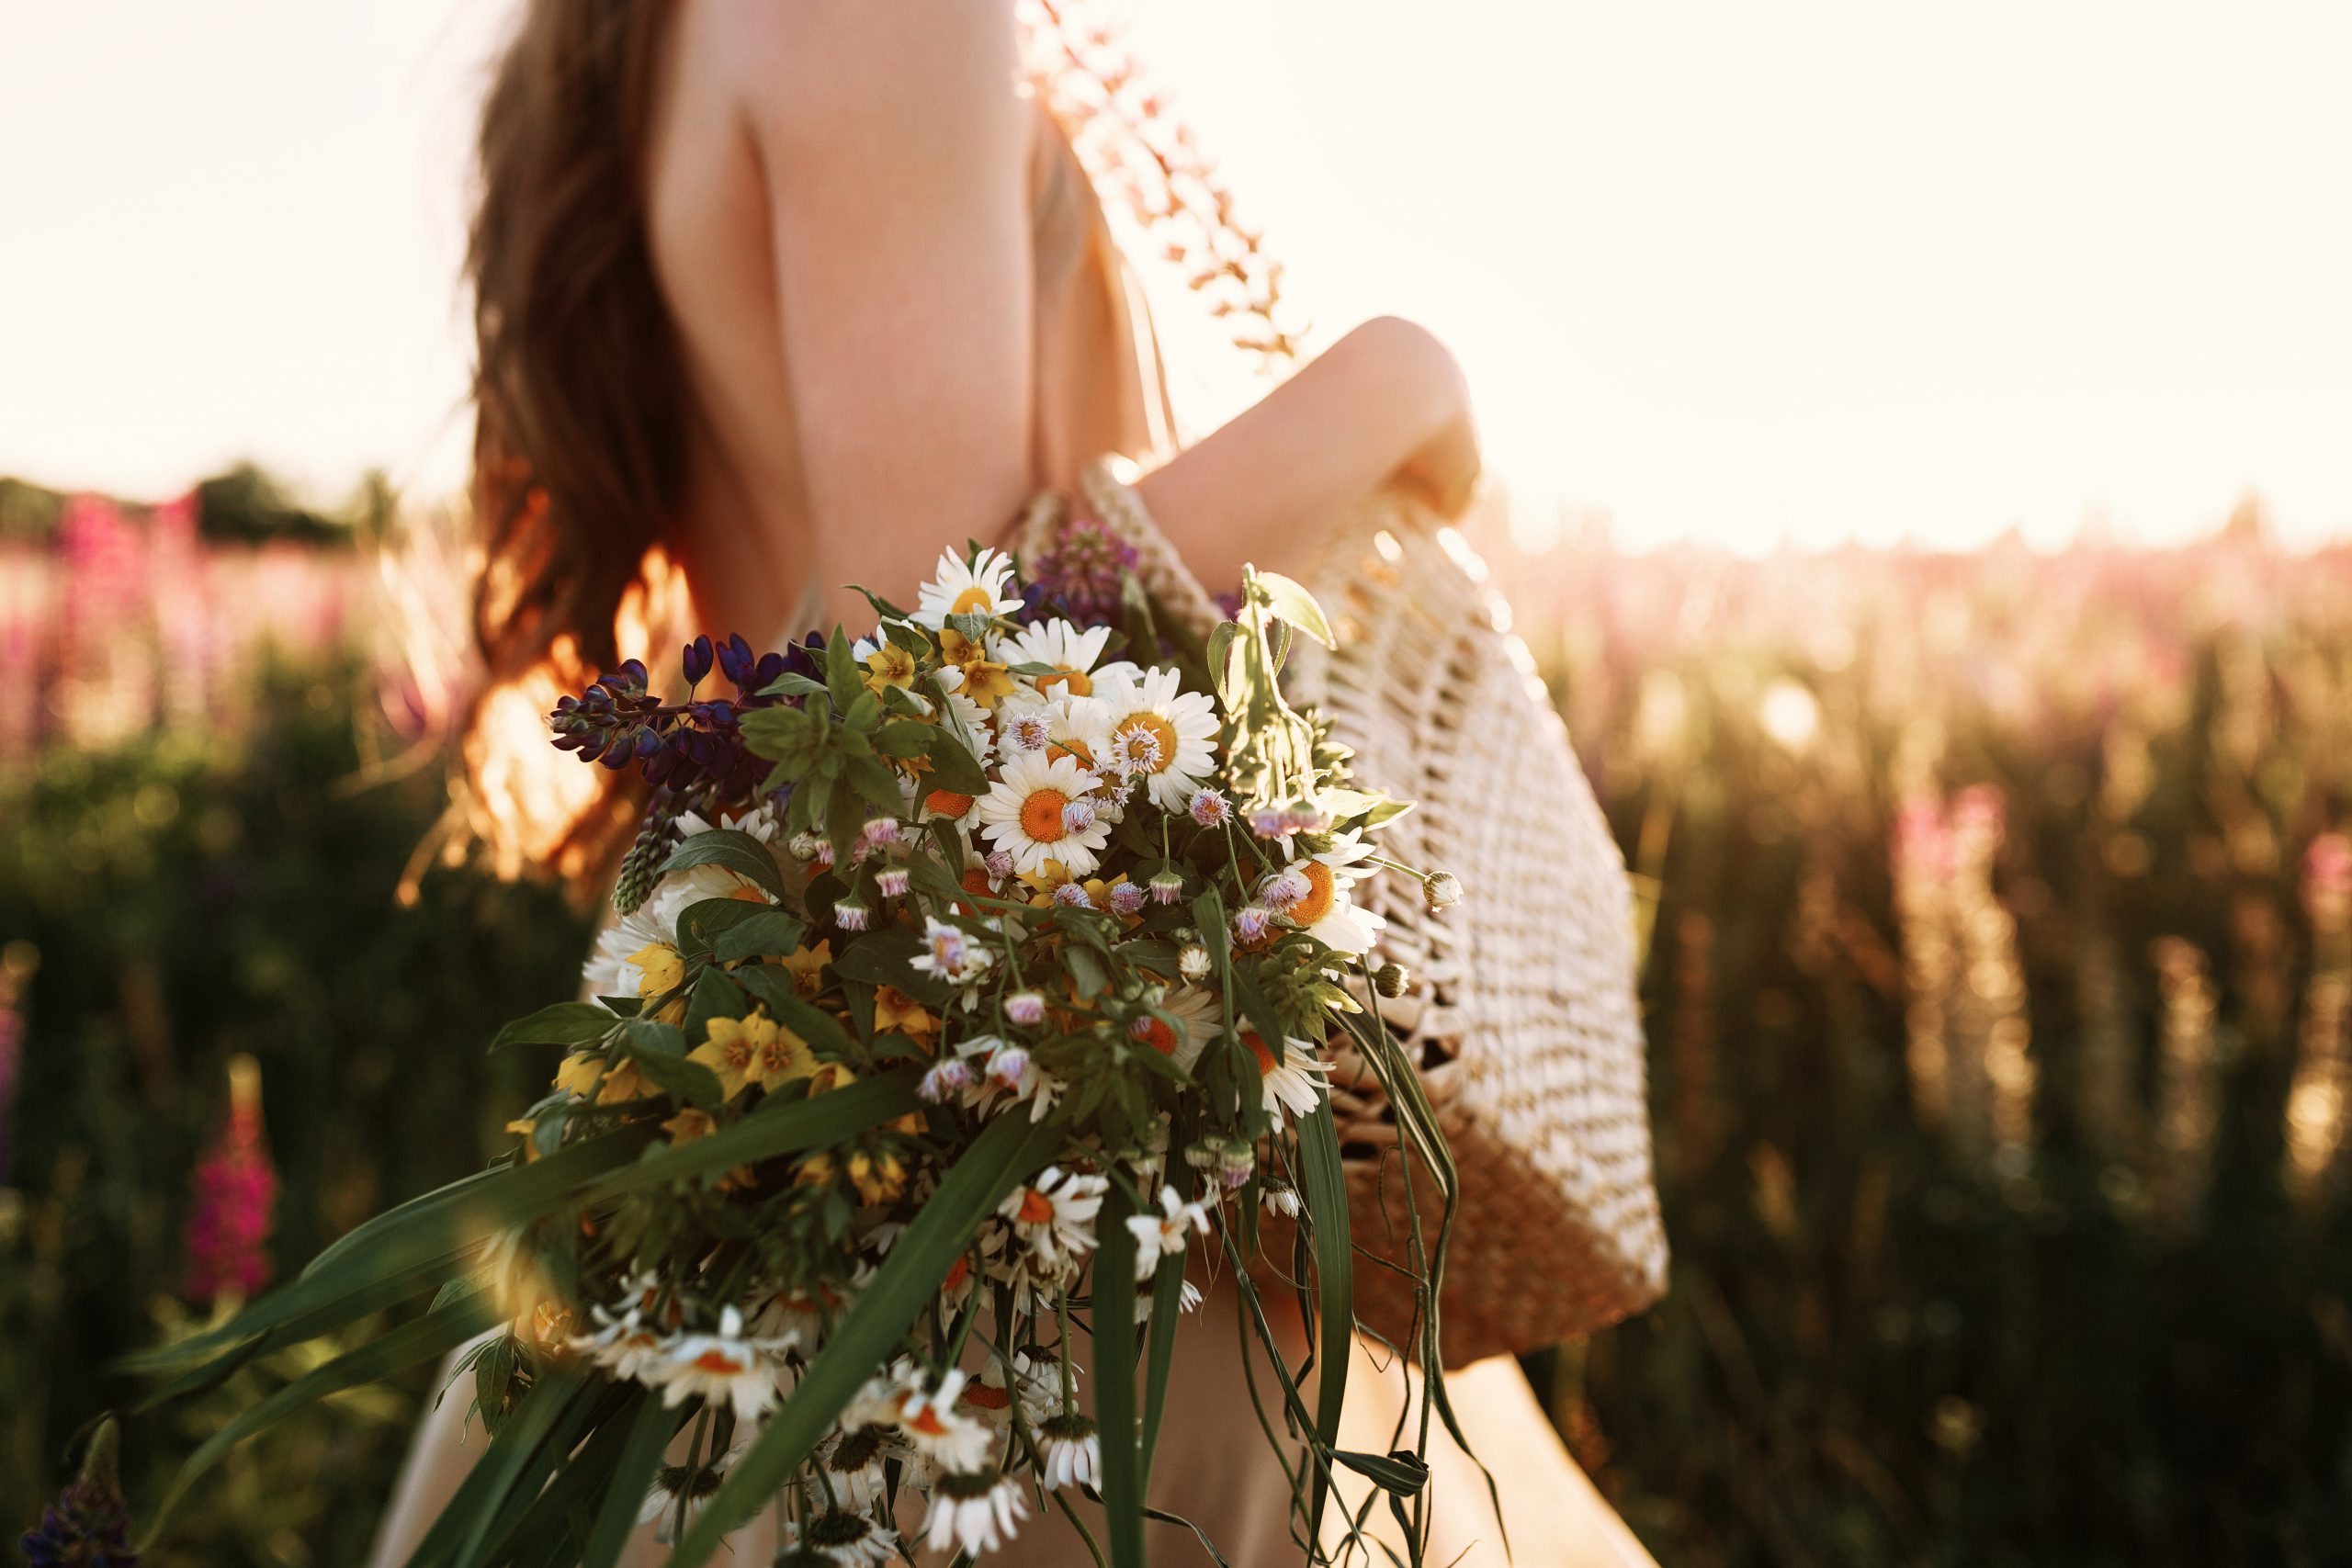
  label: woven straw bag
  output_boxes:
[1022,458,1668,1365]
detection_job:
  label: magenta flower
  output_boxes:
[182,1055,278,1305]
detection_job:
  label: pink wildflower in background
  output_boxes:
[182,1054,278,1305]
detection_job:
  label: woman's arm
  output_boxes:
[1137,316,1481,593]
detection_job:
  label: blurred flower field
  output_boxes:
[5,479,2351,1564]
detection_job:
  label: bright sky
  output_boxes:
[3,1,2346,553]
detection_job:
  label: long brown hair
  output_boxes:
[454,0,1296,900]
[458,0,682,894]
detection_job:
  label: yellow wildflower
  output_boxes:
[594,1058,650,1107]
[863,639,920,695]
[807,1061,859,1096]
[847,1148,908,1204]
[793,1150,835,1188]
[504,1117,541,1161]
[630,942,684,998]
[690,1010,816,1100]
[553,1053,604,1100]
[938,628,1019,709]
[874,987,938,1043]
[662,1107,717,1145]
[781,941,833,998]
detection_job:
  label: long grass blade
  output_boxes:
[1297,1099,1354,1551]
[664,1111,1060,1566]
[1093,1183,1146,1568]
[578,1067,920,1202]
[581,1393,684,1568]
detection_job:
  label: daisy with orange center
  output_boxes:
[913,546,1023,630]
[1238,1031,1334,1123]
[1094,667,1217,809]
[976,750,1112,875]
[993,619,1137,702]
[996,1165,1109,1269]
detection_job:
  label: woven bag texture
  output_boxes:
[1028,461,1668,1363]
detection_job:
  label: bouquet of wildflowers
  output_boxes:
[126,542,1464,1567]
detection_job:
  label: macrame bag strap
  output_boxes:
[1015,456,1226,643]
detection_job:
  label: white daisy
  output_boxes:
[1130,986,1225,1073]
[914,546,1023,630]
[998,1167,1109,1269]
[637,1448,742,1546]
[956,1038,1068,1124]
[1134,1273,1204,1323]
[847,1365,995,1473]
[992,618,1138,700]
[806,1423,902,1514]
[1270,839,1386,956]
[921,1470,1029,1557]
[642,1306,785,1424]
[1093,667,1219,810]
[976,750,1112,876]
[1035,1413,1102,1490]
[787,1508,901,1565]
[1242,1032,1334,1123]
[1125,1185,1213,1280]
[960,1348,1060,1429]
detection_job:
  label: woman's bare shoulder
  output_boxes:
[683,0,1023,142]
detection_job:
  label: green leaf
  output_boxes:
[1298,1098,1354,1549]
[143,1287,500,1541]
[756,671,831,701]
[730,966,857,1059]
[1333,1448,1430,1496]
[618,1018,724,1108]
[674,897,766,956]
[830,928,947,1005]
[1064,943,1109,1000]
[668,1112,1062,1565]
[853,584,910,623]
[921,728,989,796]
[657,829,786,905]
[710,908,808,964]
[1093,1183,1147,1568]
[488,1002,616,1054]
[123,1123,659,1379]
[580,1395,682,1568]
[1253,570,1337,649]
[846,754,904,814]
[683,966,746,1042]
[874,720,934,759]
[579,1067,922,1201]
[1206,622,1241,710]
[400,1368,587,1568]
[825,628,863,713]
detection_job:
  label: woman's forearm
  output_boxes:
[1133,316,1479,593]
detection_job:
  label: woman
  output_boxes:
[375,1,1655,1562]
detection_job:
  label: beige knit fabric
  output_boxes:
[1028,459,1668,1364]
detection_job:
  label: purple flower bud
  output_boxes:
[833,899,870,932]
[1060,797,1098,836]
[1052,882,1093,908]
[862,817,901,851]
[1189,789,1229,828]
[1249,808,1288,839]
[1232,905,1273,946]
[1148,869,1186,906]
[920,1058,976,1102]
[876,867,910,898]
[1108,882,1147,916]
[1005,990,1046,1026]
[988,1045,1031,1088]
[984,850,1015,879]
[682,635,714,686]
[1260,867,1310,912]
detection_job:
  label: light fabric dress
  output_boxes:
[368,103,1655,1568]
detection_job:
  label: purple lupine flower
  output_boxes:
[183,1055,277,1305]
[1027,518,1139,627]
[20,1418,136,1568]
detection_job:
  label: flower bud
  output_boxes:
[1005,990,1046,1026]
[681,635,714,686]
[1052,881,1093,908]
[1373,963,1411,998]
[862,817,901,851]
[1178,943,1211,982]
[832,899,871,932]
[1060,797,1099,836]
[1188,788,1229,828]
[1107,881,1147,917]
[988,1045,1031,1089]
[1148,869,1187,906]
[1423,872,1464,910]
[984,849,1016,879]
[1231,905,1273,946]
[875,866,910,898]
